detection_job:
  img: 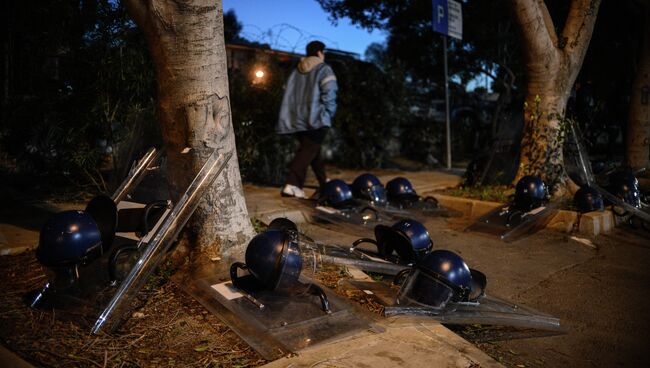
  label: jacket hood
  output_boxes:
[297,56,323,73]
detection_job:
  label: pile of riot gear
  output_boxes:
[351,173,459,218]
[294,173,459,237]
[223,218,560,335]
[564,121,650,232]
[465,175,558,242]
[25,147,233,335]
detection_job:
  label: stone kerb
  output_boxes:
[432,194,615,237]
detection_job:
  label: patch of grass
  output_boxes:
[446,185,514,203]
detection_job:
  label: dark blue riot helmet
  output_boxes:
[230,229,330,312]
[574,186,604,212]
[608,171,641,208]
[267,217,299,232]
[396,250,485,311]
[29,198,119,308]
[351,173,387,206]
[234,230,302,290]
[319,179,355,209]
[386,177,420,203]
[371,219,432,263]
[513,176,548,212]
[37,210,104,268]
[32,210,106,303]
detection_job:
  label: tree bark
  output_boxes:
[512,0,601,195]
[626,5,650,170]
[124,0,254,257]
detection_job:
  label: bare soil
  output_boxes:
[0,252,264,368]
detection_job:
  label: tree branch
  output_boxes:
[510,0,557,58]
[538,0,559,47]
[560,0,602,69]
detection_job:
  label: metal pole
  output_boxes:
[443,35,452,169]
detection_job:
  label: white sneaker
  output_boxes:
[281,184,306,198]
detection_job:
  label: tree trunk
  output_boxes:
[626,5,650,170]
[124,0,254,258]
[512,0,601,195]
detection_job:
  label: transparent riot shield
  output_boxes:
[111,147,161,203]
[26,148,166,312]
[384,294,561,331]
[227,230,407,312]
[383,195,462,219]
[564,122,596,187]
[284,196,398,237]
[465,202,558,242]
[347,197,462,226]
[228,230,331,313]
[341,278,562,332]
[90,148,232,334]
[177,229,377,360]
[24,148,230,332]
[564,122,650,226]
[304,236,410,276]
[311,203,397,234]
[266,217,411,275]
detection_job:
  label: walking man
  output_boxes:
[277,40,338,198]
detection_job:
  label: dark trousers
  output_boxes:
[285,129,328,188]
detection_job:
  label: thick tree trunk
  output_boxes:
[626,7,650,170]
[512,0,601,195]
[124,0,254,257]
[519,88,570,192]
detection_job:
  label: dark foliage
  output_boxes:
[319,0,647,177]
[229,57,295,185]
[318,0,526,168]
[1,1,157,194]
[319,0,526,97]
[224,9,245,43]
[328,58,408,169]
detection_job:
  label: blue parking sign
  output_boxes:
[432,0,463,40]
[432,0,448,35]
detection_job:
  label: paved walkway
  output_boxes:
[263,319,501,368]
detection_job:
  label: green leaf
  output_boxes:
[194,345,209,352]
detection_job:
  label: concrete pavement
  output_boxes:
[263,320,501,368]
[245,168,650,367]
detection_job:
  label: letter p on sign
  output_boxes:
[437,5,445,23]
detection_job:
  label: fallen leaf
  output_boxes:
[194,345,209,352]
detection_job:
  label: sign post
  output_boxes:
[432,0,462,169]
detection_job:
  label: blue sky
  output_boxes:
[222,0,386,59]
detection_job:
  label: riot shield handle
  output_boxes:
[306,283,331,314]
